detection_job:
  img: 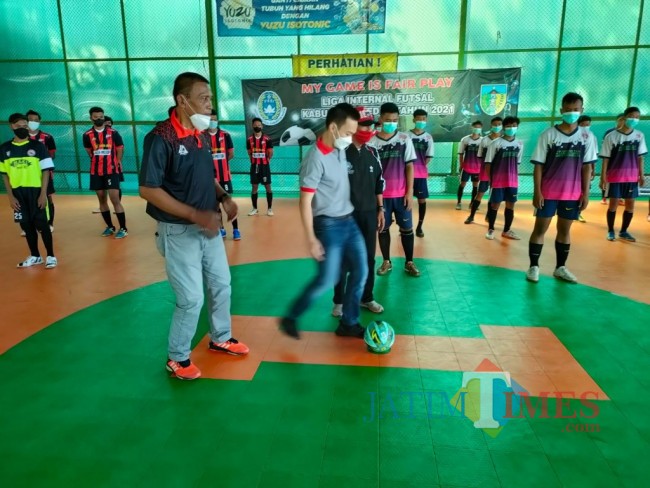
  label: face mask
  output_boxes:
[181,96,211,131]
[504,127,517,137]
[626,117,639,129]
[13,127,29,139]
[253,127,262,133]
[382,121,398,133]
[93,118,105,127]
[580,126,591,134]
[490,125,502,134]
[472,127,482,135]
[209,120,219,130]
[334,127,353,150]
[414,121,427,130]
[28,121,40,131]
[562,111,581,124]
[354,129,376,144]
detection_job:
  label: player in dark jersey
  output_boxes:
[600,106,647,242]
[527,92,597,284]
[83,106,128,239]
[246,118,274,216]
[1,113,57,268]
[484,116,523,240]
[208,110,240,240]
[457,120,483,211]
[26,109,56,232]
[407,109,434,237]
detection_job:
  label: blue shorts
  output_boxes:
[478,181,490,194]
[383,197,413,230]
[607,182,639,199]
[534,199,580,220]
[413,178,429,199]
[489,187,518,204]
[461,170,480,183]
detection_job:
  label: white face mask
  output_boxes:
[28,121,40,131]
[334,127,353,150]
[182,96,211,131]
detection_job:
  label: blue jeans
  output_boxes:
[287,215,368,326]
[155,222,232,362]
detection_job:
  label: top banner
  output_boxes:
[216,0,387,37]
[292,53,398,76]
[241,68,521,145]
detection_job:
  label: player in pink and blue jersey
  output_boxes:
[484,116,523,241]
[600,106,647,242]
[526,92,598,284]
[408,109,434,238]
[457,120,483,211]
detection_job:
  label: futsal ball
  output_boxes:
[364,321,395,354]
[280,125,317,146]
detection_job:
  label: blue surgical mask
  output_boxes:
[562,111,581,124]
[414,121,427,130]
[382,121,398,133]
[209,120,219,129]
[626,117,639,129]
[504,127,518,137]
[472,128,482,135]
[490,125,502,134]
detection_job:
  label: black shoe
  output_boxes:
[280,317,300,339]
[335,322,365,338]
[464,216,474,224]
[416,227,424,238]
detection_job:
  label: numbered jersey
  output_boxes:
[83,127,124,176]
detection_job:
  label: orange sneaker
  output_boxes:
[166,360,201,380]
[209,337,250,356]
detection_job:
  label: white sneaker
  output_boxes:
[485,229,495,240]
[455,203,462,210]
[92,208,101,214]
[248,208,259,216]
[553,266,577,283]
[20,230,26,237]
[501,230,521,240]
[45,256,58,269]
[49,225,54,233]
[526,266,540,283]
[267,208,274,216]
[17,256,43,268]
[332,304,343,317]
[361,300,384,313]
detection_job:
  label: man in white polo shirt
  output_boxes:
[280,103,368,339]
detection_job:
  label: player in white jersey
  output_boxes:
[457,120,483,211]
[408,109,434,237]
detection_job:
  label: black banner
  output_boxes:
[241,68,521,145]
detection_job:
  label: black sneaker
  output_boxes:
[335,322,365,338]
[280,317,300,339]
[416,227,424,238]
[464,216,474,224]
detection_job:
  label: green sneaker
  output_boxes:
[115,228,128,239]
[101,226,115,237]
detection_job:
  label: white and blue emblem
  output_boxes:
[257,91,287,126]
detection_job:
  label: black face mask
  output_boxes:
[93,118,105,127]
[13,128,30,139]
[253,127,262,133]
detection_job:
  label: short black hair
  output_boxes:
[561,92,584,106]
[8,113,27,124]
[380,102,400,115]
[325,103,360,128]
[413,109,428,117]
[491,116,503,124]
[624,106,640,116]
[173,72,209,105]
[210,109,217,116]
[104,116,113,123]
[252,117,262,125]
[471,120,483,127]
[89,106,104,116]
[503,116,520,126]
[167,106,175,116]
[26,109,41,120]
[577,115,592,124]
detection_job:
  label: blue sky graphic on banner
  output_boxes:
[216,0,386,37]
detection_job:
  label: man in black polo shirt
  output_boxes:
[139,72,250,381]
[332,106,385,317]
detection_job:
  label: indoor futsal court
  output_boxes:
[2,1,650,487]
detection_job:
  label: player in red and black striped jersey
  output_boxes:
[82,106,128,239]
[246,117,274,216]
[26,109,57,230]
[208,110,240,240]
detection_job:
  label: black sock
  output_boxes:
[400,230,415,262]
[418,202,426,226]
[116,212,126,230]
[251,193,258,209]
[47,198,55,226]
[23,225,40,257]
[456,186,463,204]
[101,210,114,228]
[555,241,570,268]
[601,189,606,199]
[469,199,480,218]
[529,242,543,267]
[378,230,391,261]
[487,206,497,230]
[267,192,273,209]
[606,210,616,232]
[471,186,478,204]
[178,359,191,367]
[232,218,239,230]
[621,211,633,232]
[40,225,54,256]
[504,208,514,232]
